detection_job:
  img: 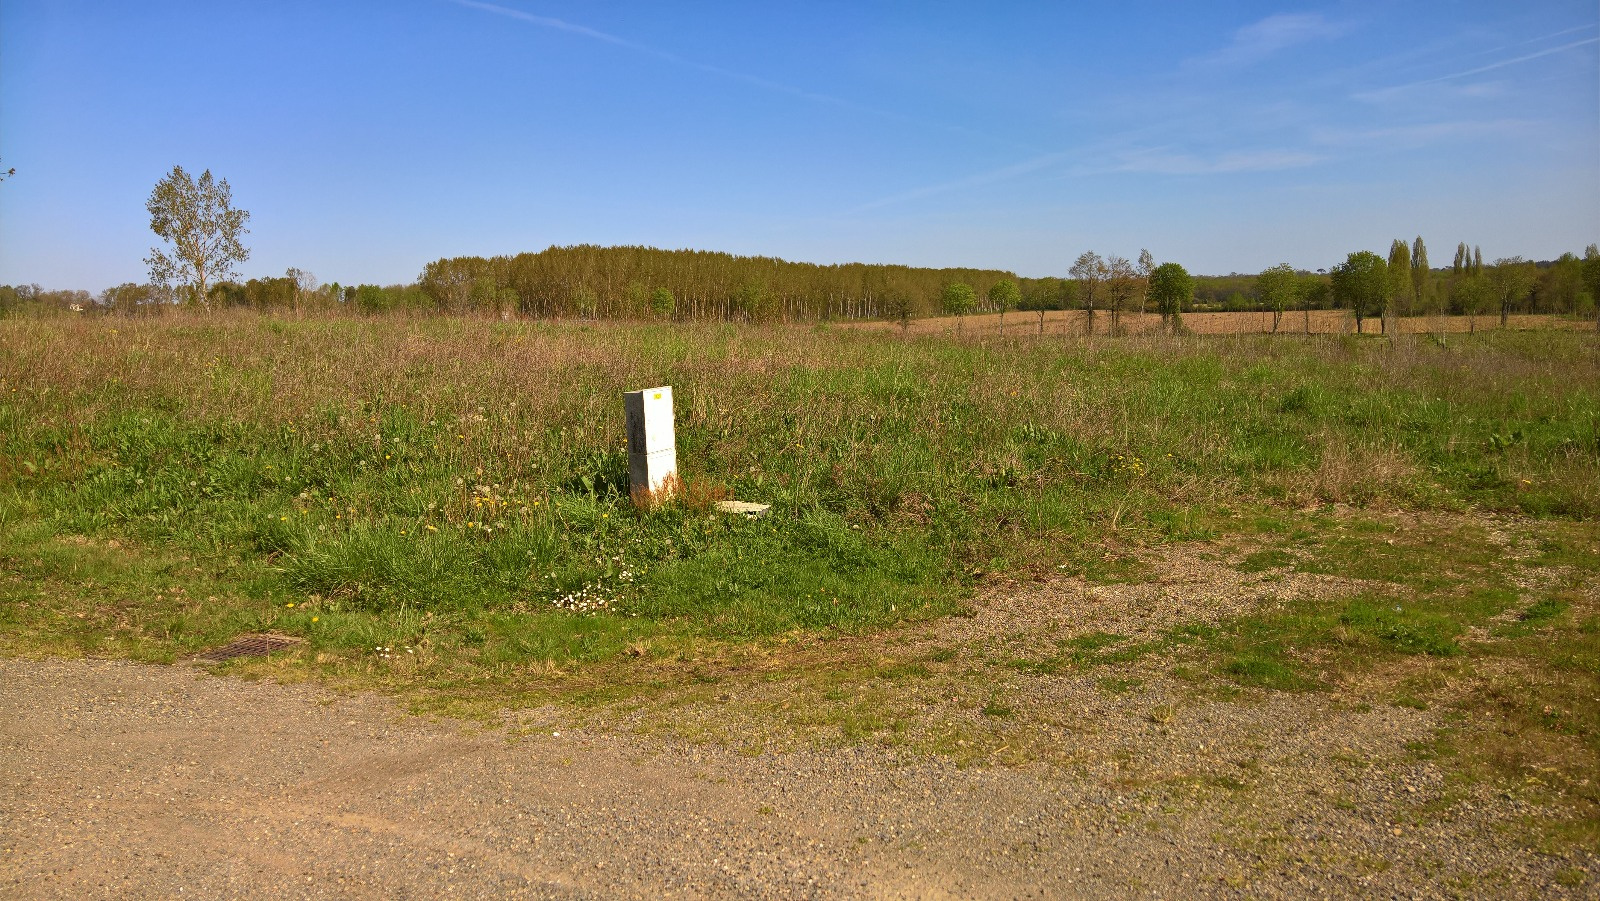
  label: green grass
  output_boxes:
[2,320,1594,665]
[2,324,1592,590]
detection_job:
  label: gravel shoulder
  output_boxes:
[2,656,1591,898]
[4,511,1595,899]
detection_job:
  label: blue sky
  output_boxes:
[1,1,1596,292]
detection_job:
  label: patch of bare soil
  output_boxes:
[848,309,1583,338]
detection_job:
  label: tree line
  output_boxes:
[8,240,1597,327]
[7,167,1600,329]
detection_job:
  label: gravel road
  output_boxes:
[1,650,1592,900]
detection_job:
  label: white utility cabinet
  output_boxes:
[624,385,677,499]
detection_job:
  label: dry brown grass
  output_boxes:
[1262,436,1419,508]
[854,309,1590,337]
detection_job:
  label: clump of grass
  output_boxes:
[1519,596,1568,624]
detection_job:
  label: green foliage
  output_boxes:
[649,287,676,319]
[1486,257,1536,327]
[1582,245,1600,317]
[1410,236,1430,310]
[99,283,165,316]
[1520,596,1569,625]
[1452,274,1492,326]
[986,279,1020,316]
[416,245,1023,321]
[1254,264,1298,331]
[940,282,977,319]
[1147,262,1193,330]
[1330,251,1388,328]
[3,318,1597,686]
[1387,238,1413,313]
[573,285,600,320]
[144,166,251,310]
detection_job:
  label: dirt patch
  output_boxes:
[3,655,1593,900]
[848,309,1585,338]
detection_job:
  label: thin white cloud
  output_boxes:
[849,143,1323,215]
[1106,149,1323,175]
[851,153,1073,213]
[452,0,646,51]
[450,0,1036,152]
[1356,36,1598,100]
[1192,13,1350,69]
[452,1,868,107]
[1310,119,1535,149]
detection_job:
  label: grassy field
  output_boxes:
[3,313,1598,844]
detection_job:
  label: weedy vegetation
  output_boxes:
[2,314,1597,844]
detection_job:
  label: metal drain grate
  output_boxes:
[192,633,303,663]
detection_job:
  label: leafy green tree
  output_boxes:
[941,281,977,332]
[1136,249,1155,314]
[418,256,486,313]
[1583,244,1600,331]
[1255,263,1298,333]
[1410,236,1431,312]
[624,281,650,318]
[1387,239,1412,324]
[649,286,676,319]
[732,281,773,322]
[469,275,517,318]
[884,293,914,331]
[1486,257,1536,328]
[1454,274,1492,332]
[1070,251,1106,335]
[99,282,162,317]
[1300,277,1330,332]
[1540,252,1583,315]
[574,285,600,319]
[353,284,394,315]
[144,166,250,310]
[987,278,1020,333]
[1330,251,1388,334]
[1147,262,1193,334]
